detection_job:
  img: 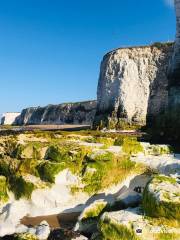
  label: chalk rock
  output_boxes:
[143,175,180,219]
[99,207,180,240]
[35,221,50,240]
[1,112,20,125]
[111,187,142,210]
[74,200,107,234]
[16,224,28,234]
[94,44,173,129]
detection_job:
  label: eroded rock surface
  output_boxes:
[94,44,173,129]
[15,101,96,126]
[99,207,180,240]
[143,175,180,220]
[168,0,180,86]
[1,113,20,125]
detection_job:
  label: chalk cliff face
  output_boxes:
[16,101,96,126]
[168,0,180,86]
[94,44,173,129]
[1,113,20,125]
[167,0,180,132]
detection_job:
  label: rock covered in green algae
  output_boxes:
[8,174,36,200]
[35,221,50,240]
[19,143,47,160]
[80,200,107,220]
[13,233,38,240]
[110,187,142,210]
[98,207,180,240]
[140,143,172,156]
[74,200,107,234]
[143,175,180,220]
[0,175,8,203]
[1,130,179,239]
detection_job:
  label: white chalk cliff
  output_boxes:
[15,101,97,126]
[168,0,180,86]
[1,113,20,125]
[94,44,173,128]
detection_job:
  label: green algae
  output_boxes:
[0,176,8,203]
[81,202,107,220]
[114,136,143,155]
[156,233,180,240]
[9,174,36,200]
[99,216,139,240]
[143,176,180,220]
[14,233,38,240]
[36,161,66,183]
[82,152,137,194]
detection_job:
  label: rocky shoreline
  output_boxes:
[0,129,178,239]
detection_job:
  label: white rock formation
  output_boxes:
[0,148,179,237]
[94,44,173,128]
[148,176,180,204]
[168,0,180,85]
[167,0,180,137]
[143,175,180,219]
[1,112,20,125]
[35,221,50,240]
[132,152,180,176]
[74,199,107,234]
[113,187,142,208]
[99,207,180,239]
[0,169,139,237]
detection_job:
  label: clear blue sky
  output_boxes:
[0,0,175,113]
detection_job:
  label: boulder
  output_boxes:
[111,187,142,210]
[19,143,46,160]
[15,224,28,234]
[141,143,172,156]
[99,207,180,240]
[74,200,107,234]
[129,174,152,194]
[35,221,50,240]
[143,175,180,220]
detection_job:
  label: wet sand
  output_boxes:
[0,124,90,131]
[21,212,81,229]
[22,124,91,131]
